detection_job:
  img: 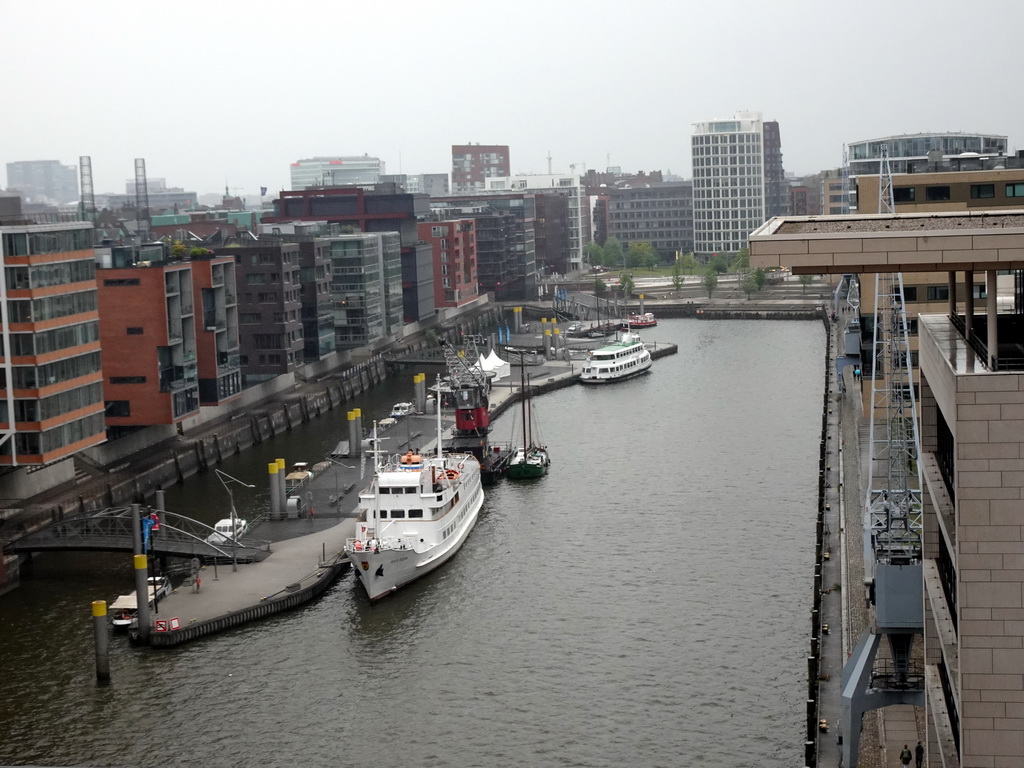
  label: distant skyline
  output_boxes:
[3,0,1022,199]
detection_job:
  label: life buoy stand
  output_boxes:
[354,540,363,551]
[445,469,459,480]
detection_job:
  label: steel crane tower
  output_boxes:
[840,144,925,767]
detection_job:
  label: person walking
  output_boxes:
[899,744,912,766]
[915,740,924,768]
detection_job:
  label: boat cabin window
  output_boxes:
[391,510,406,518]
[379,487,392,494]
[408,509,424,518]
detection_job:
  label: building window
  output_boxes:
[893,187,916,203]
[126,327,143,335]
[105,400,131,417]
[925,186,951,201]
[1006,183,1024,197]
[110,376,147,384]
[926,285,949,301]
[970,184,995,199]
[104,278,141,287]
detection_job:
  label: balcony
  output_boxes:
[948,312,1024,371]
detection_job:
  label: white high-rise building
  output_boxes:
[691,111,768,258]
[289,156,383,190]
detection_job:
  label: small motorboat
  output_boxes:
[389,402,415,419]
[109,576,172,631]
[205,518,249,545]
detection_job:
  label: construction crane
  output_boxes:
[840,144,925,767]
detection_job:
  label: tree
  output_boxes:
[619,272,635,298]
[671,260,684,292]
[709,253,729,274]
[702,268,718,298]
[604,237,624,270]
[585,241,605,268]
[799,274,814,294]
[741,273,760,299]
[594,278,608,298]
[730,247,750,273]
[678,251,698,274]
[171,240,187,259]
[753,267,767,291]
[625,241,658,270]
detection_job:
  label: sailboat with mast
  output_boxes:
[506,358,550,480]
[343,380,484,600]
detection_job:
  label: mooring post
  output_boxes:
[92,600,110,684]
[134,553,150,645]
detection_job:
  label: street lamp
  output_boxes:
[324,457,353,505]
[214,469,255,572]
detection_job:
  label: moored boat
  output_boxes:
[506,357,550,480]
[580,329,653,384]
[622,311,657,328]
[345,402,484,600]
[109,576,172,631]
[205,518,249,545]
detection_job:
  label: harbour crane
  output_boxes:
[840,145,925,766]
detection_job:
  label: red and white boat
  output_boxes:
[622,312,657,328]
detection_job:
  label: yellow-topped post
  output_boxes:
[92,600,110,683]
[269,462,281,520]
[133,553,150,644]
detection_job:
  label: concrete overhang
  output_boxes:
[749,210,1024,274]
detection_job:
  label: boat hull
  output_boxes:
[507,462,547,479]
[579,360,653,384]
[347,482,484,600]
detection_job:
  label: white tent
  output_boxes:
[484,349,511,381]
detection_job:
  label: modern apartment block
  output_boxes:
[264,186,433,325]
[327,233,402,349]
[96,244,241,433]
[451,144,510,194]
[482,174,590,272]
[750,210,1024,768]
[5,160,78,205]
[605,181,694,259]
[289,156,384,190]
[417,220,479,308]
[189,254,242,404]
[763,120,789,219]
[256,221,336,363]
[430,194,541,300]
[691,110,777,258]
[1,212,105,466]
[847,132,1008,177]
[215,243,304,384]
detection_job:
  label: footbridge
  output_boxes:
[4,507,271,563]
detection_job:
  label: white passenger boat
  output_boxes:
[580,329,653,384]
[345,405,484,600]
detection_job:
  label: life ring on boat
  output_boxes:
[445,469,459,480]
[457,461,465,471]
[354,540,363,551]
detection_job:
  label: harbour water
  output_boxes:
[0,319,824,768]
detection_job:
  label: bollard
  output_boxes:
[347,410,359,459]
[155,489,165,514]
[268,463,281,520]
[134,554,150,645]
[276,458,286,513]
[92,600,110,683]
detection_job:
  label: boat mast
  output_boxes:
[526,373,533,449]
[519,355,528,452]
[435,375,443,460]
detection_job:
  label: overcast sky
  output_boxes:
[3,0,1020,197]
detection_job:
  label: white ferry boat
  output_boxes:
[579,329,653,384]
[345,412,484,600]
